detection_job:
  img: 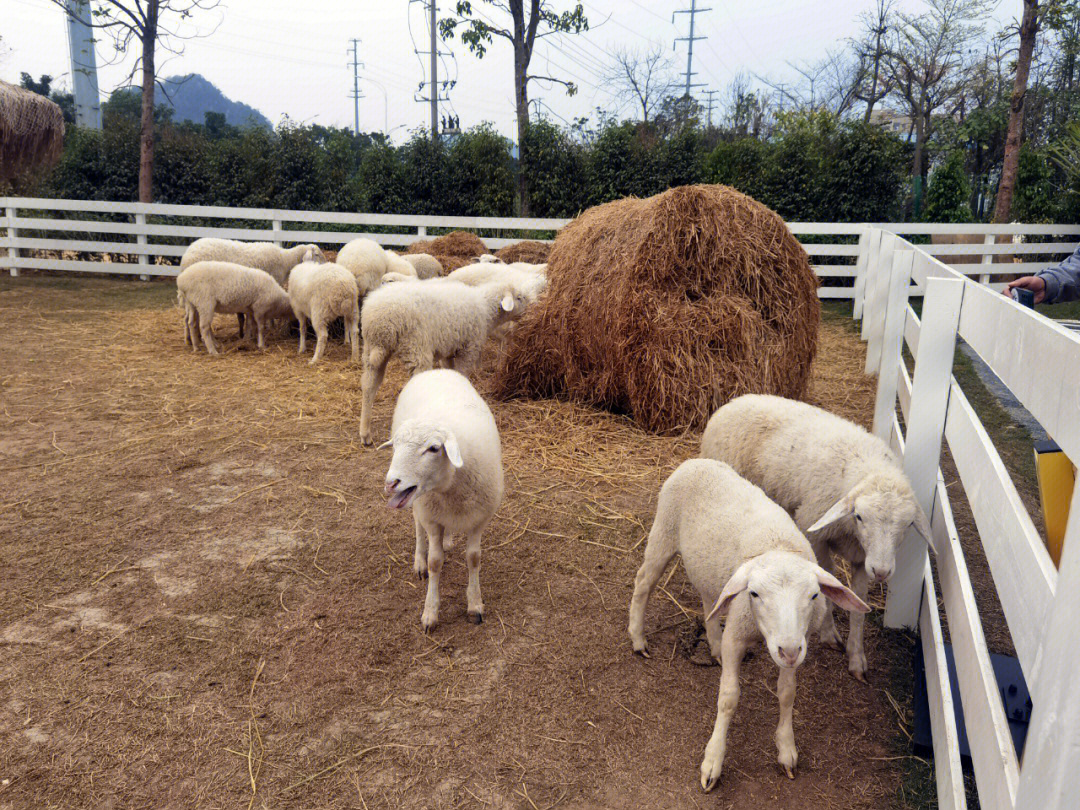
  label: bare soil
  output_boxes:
[1,277,922,809]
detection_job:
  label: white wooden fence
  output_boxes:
[2,198,1078,294]
[859,228,1080,810]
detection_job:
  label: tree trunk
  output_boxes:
[993,0,1039,223]
[515,50,530,216]
[138,0,159,203]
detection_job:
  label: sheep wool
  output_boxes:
[287,261,361,365]
[180,238,323,288]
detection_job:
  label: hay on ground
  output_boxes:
[496,240,551,264]
[405,230,490,269]
[491,184,820,434]
[0,80,66,182]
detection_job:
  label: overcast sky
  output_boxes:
[2,0,1010,141]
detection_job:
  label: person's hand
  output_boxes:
[1004,276,1047,304]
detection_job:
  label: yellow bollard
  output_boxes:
[1034,441,1076,568]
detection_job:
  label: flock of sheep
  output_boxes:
[171,237,934,792]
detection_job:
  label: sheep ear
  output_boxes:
[500,292,515,312]
[807,493,855,533]
[814,566,871,613]
[377,438,394,450]
[706,560,754,621]
[912,504,937,555]
[443,433,464,468]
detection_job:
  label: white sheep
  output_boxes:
[380,369,504,630]
[180,238,323,287]
[477,254,501,264]
[700,394,935,681]
[358,279,528,445]
[287,261,360,365]
[445,261,547,301]
[176,261,294,354]
[628,458,868,791]
[336,238,417,297]
[395,252,443,279]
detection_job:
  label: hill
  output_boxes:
[135,74,271,128]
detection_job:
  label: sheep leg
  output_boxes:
[465,531,483,623]
[775,665,799,778]
[237,312,246,338]
[627,521,676,657]
[700,627,749,792]
[420,524,445,631]
[254,312,267,350]
[296,314,307,354]
[198,306,218,355]
[451,346,481,378]
[310,320,329,365]
[413,514,427,578]
[185,305,200,351]
[346,315,360,364]
[846,565,871,682]
[815,553,845,651]
[359,346,389,446]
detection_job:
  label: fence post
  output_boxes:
[135,212,149,281]
[872,249,915,440]
[978,232,994,286]
[884,275,965,630]
[272,219,283,248]
[859,229,883,338]
[852,227,870,321]
[865,232,898,373]
[1016,480,1080,809]
[6,206,17,277]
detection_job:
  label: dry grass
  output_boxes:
[405,231,490,273]
[493,185,820,433]
[495,241,551,264]
[0,80,65,182]
[0,276,919,810]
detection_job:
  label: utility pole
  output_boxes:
[64,0,102,129]
[349,38,364,136]
[429,0,438,141]
[673,0,710,98]
[703,89,717,127]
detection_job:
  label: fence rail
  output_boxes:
[3,198,1078,293]
[859,227,1080,810]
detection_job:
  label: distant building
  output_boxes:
[869,108,912,139]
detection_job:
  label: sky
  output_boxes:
[1,0,1013,142]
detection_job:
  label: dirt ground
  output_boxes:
[1,276,924,810]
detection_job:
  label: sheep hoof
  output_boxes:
[633,646,650,659]
[467,611,483,625]
[850,668,868,684]
[783,764,796,780]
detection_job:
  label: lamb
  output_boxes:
[380,369,504,630]
[176,261,294,354]
[358,279,529,445]
[180,238,323,287]
[628,458,868,791]
[287,261,360,364]
[445,261,547,301]
[336,238,417,297]
[699,394,935,681]
[395,252,443,279]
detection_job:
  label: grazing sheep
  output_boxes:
[358,279,528,445]
[287,261,360,365]
[380,369,504,630]
[445,261,547,300]
[628,459,868,791]
[176,261,293,354]
[396,252,443,279]
[180,238,323,287]
[337,238,417,296]
[700,394,935,681]
[477,254,502,264]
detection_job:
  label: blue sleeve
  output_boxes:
[1037,243,1080,304]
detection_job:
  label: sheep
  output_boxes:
[336,238,417,297]
[395,252,443,279]
[287,261,360,365]
[176,261,293,354]
[628,458,869,791]
[477,254,501,263]
[180,238,323,287]
[380,369,504,630]
[445,261,547,299]
[358,279,529,445]
[699,394,935,681]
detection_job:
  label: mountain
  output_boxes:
[153,74,271,128]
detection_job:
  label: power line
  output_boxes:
[673,0,710,97]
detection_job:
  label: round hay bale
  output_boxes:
[405,230,489,264]
[432,254,473,273]
[495,240,551,264]
[0,80,66,183]
[491,184,820,434]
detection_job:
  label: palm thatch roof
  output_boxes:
[0,80,66,183]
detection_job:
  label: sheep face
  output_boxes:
[380,419,463,510]
[706,551,869,669]
[303,246,327,265]
[807,475,935,583]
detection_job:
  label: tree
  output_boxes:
[993,0,1041,222]
[923,150,974,221]
[852,0,896,122]
[886,0,993,214]
[439,0,588,215]
[604,45,678,123]
[19,72,76,124]
[47,0,222,203]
